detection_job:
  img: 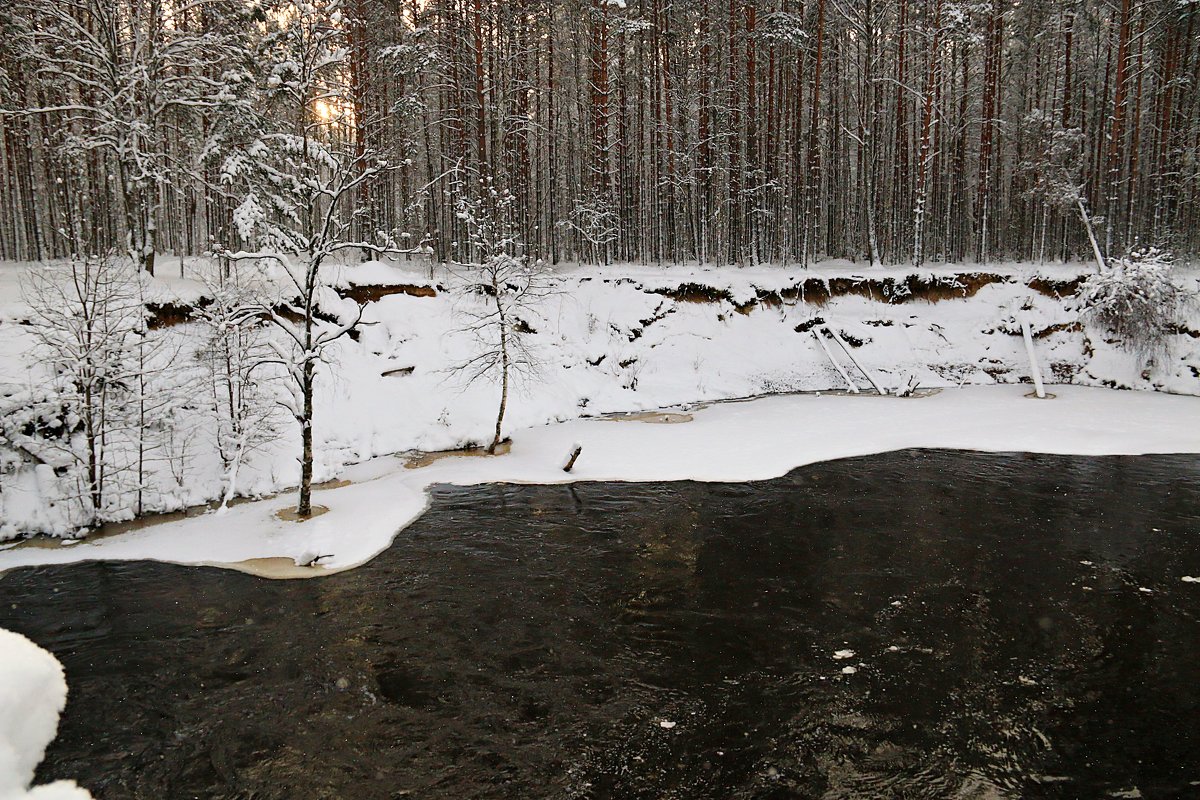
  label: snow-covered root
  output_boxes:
[0,629,92,800]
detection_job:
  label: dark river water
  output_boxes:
[3,450,1200,800]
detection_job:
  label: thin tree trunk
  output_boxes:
[913,0,943,267]
[298,356,314,518]
[804,0,826,267]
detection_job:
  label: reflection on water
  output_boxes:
[2,450,1200,799]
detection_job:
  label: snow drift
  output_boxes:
[0,629,92,800]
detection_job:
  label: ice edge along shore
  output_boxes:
[2,384,1199,580]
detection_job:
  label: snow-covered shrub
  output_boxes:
[1077,248,1191,353]
[19,256,201,526]
[21,256,144,525]
[194,265,282,510]
[449,176,551,453]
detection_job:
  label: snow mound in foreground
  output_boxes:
[0,629,92,800]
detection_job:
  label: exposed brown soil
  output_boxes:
[274,504,330,522]
[666,273,1028,315]
[143,284,435,330]
[146,298,345,331]
[146,299,212,329]
[787,273,1008,306]
[1028,276,1086,298]
[650,282,737,305]
[403,440,513,470]
[339,283,438,303]
[1034,322,1084,339]
[143,272,1092,334]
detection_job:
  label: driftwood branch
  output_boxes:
[562,443,583,473]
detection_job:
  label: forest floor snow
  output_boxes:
[1,384,1198,578]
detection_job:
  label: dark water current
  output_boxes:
[3,450,1200,799]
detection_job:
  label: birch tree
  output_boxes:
[195,263,281,510]
[450,175,549,454]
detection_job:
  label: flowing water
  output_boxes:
[3,450,1200,799]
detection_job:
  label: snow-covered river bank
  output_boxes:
[3,262,1198,800]
[2,259,1198,547]
[2,384,1199,577]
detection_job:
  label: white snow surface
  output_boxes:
[0,629,92,800]
[0,384,1198,577]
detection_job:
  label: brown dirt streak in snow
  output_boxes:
[144,284,435,330]
[403,440,513,470]
[339,283,438,303]
[734,273,1019,311]
[1028,276,1085,298]
[649,283,737,305]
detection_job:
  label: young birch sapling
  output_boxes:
[450,176,550,454]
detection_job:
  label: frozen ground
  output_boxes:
[1,257,1198,542]
[1,384,1198,577]
[0,628,92,799]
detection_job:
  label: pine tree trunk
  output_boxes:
[804,0,826,267]
[913,0,943,267]
[1105,0,1132,256]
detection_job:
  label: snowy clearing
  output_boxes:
[1,384,1197,579]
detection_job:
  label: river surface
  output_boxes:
[3,450,1200,799]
